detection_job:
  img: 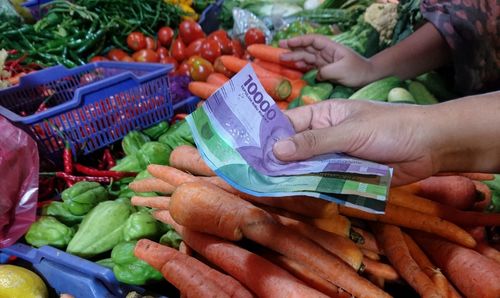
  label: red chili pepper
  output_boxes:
[38,177,55,199]
[56,172,112,184]
[171,113,187,124]
[37,200,55,209]
[74,164,136,178]
[103,149,116,169]
[63,142,73,174]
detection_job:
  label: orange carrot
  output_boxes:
[131,196,170,210]
[413,231,500,298]
[472,180,492,211]
[389,188,500,227]
[156,211,329,298]
[206,72,229,86]
[247,44,290,64]
[128,177,175,194]
[134,239,252,298]
[309,216,353,239]
[169,145,215,177]
[366,274,385,290]
[241,195,339,218]
[475,241,500,264]
[219,55,283,80]
[362,258,400,282]
[397,176,478,210]
[287,79,307,102]
[373,224,442,298]
[339,204,476,248]
[253,59,303,80]
[169,181,390,298]
[274,214,364,270]
[362,249,381,261]
[259,76,292,101]
[437,172,495,181]
[353,227,382,254]
[188,82,219,99]
[276,101,289,110]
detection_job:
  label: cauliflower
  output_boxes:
[364,3,398,46]
[0,49,12,89]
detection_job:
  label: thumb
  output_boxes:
[273,126,356,161]
[317,62,346,83]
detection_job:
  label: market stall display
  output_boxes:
[0,0,499,297]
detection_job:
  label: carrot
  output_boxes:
[155,210,329,298]
[362,258,400,282]
[309,216,353,239]
[188,81,219,99]
[339,204,476,248]
[241,195,339,218]
[134,239,239,298]
[403,233,450,298]
[169,145,215,177]
[206,72,229,86]
[373,224,442,298]
[475,241,500,264]
[366,274,385,290]
[259,76,292,101]
[362,248,381,261]
[218,55,284,80]
[169,181,390,298]
[274,214,364,270]
[388,188,500,227]
[253,59,303,80]
[128,177,175,194]
[287,79,307,102]
[472,180,492,211]
[276,101,289,110]
[353,227,382,254]
[465,226,486,242]
[412,231,500,298]
[178,241,193,256]
[397,176,478,210]
[437,172,495,181]
[131,195,170,210]
[247,44,290,64]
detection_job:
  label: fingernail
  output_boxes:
[274,140,296,157]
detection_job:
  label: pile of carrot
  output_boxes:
[188,44,308,109]
[131,145,500,298]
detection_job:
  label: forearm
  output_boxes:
[367,23,451,82]
[424,91,500,173]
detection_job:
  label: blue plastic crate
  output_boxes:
[173,96,200,115]
[0,62,173,163]
[198,0,224,34]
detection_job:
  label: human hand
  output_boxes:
[272,100,439,186]
[279,35,376,87]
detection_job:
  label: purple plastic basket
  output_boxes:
[0,62,173,163]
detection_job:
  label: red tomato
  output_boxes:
[170,38,186,62]
[185,38,205,58]
[213,57,234,78]
[187,56,214,82]
[179,20,205,46]
[157,27,174,47]
[145,37,157,50]
[208,29,232,54]
[231,39,244,58]
[89,56,108,62]
[107,49,129,61]
[244,28,266,46]
[121,56,134,62]
[200,39,221,63]
[127,32,147,51]
[176,60,191,76]
[132,49,159,63]
[156,47,169,60]
[160,56,178,69]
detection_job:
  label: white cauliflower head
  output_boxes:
[364,3,398,45]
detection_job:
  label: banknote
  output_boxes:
[200,64,391,177]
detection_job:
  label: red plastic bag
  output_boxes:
[0,116,39,248]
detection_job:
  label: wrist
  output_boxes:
[365,54,395,84]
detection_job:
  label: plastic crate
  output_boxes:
[0,62,173,164]
[198,0,224,34]
[173,96,200,114]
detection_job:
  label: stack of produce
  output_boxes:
[128,145,500,297]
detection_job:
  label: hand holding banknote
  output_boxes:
[273,100,438,186]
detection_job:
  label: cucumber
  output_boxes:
[348,76,401,101]
[416,72,457,100]
[387,87,416,104]
[408,81,439,105]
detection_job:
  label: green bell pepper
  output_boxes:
[122,131,151,156]
[61,181,108,216]
[142,121,170,140]
[159,230,182,249]
[302,69,318,86]
[111,142,171,172]
[123,210,162,241]
[25,216,75,248]
[299,83,334,104]
[111,241,163,285]
[42,201,85,226]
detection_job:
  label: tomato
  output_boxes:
[145,37,157,50]
[157,27,174,47]
[213,57,234,78]
[176,60,191,76]
[121,56,134,62]
[132,49,159,63]
[185,38,205,58]
[231,39,244,58]
[179,20,205,46]
[89,56,108,62]
[107,49,129,61]
[200,39,221,63]
[160,56,178,69]
[170,38,186,62]
[244,28,266,46]
[127,32,147,51]
[187,56,214,82]
[156,47,169,60]
[208,29,232,54]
